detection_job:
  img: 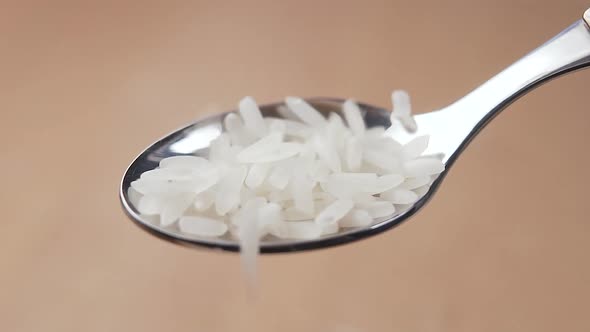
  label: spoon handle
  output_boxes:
[441,9,590,158]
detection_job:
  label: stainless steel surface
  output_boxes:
[120,11,590,254]
[390,19,590,163]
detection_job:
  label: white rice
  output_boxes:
[214,166,247,216]
[314,199,354,226]
[391,90,417,132]
[380,188,419,205]
[160,193,196,227]
[345,136,362,171]
[179,216,228,237]
[239,96,267,137]
[340,209,372,228]
[359,200,396,219]
[285,97,328,128]
[400,135,429,160]
[342,99,366,136]
[129,92,445,279]
[244,163,271,189]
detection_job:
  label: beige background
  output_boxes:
[2,1,590,331]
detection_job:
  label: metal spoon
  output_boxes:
[120,9,590,253]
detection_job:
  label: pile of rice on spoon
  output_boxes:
[128,91,444,277]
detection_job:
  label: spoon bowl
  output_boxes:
[121,10,590,253]
[120,99,445,253]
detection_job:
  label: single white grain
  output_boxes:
[258,202,282,237]
[401,136,429,160]
[127,187,143,209]
[321,222,340,235]
[414,185,430,199]
[360,201,396,219]
[239,96,267,137]
[236,132,283,163]
[362,149,401,173]
[340,209,373,228]
[280,221,323,239]
[403,158,445,177]
[193,191,215,211]
[391,90,417,132]
[368,174,405,194]
[137,194,164,215]
[159,155,211,169]
[215,166,247,216]
[245,163,271,189]
[283,207,314,221]
[224,113,255,145]
[276,104,300,121]
[343,99,366,136]
[285,97,328,128]
[160,193,196,226]
[179,216,228,237]
[345,136,362,171]
[236,198,260,287]
[240,143,302,163]
[312,135,341,172]
[381,188,419,205]
[314,199,354,226]
[209,134,232,163]
[401,176,431,190]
